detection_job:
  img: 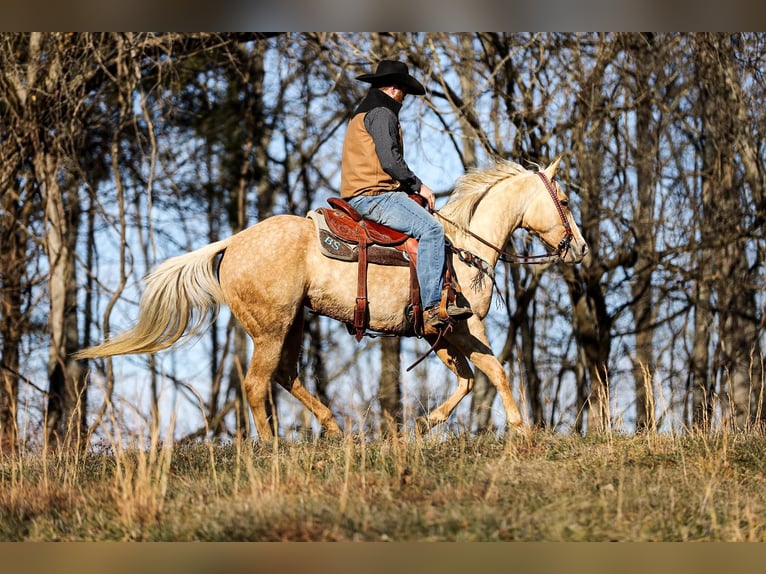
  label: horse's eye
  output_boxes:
[560,198,569,208]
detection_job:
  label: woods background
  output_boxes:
[1,32,765,450]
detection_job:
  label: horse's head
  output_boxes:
[521,157,588,264]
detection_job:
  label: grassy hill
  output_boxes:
[2,430,765,541]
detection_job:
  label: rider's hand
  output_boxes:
[419,184,436,211]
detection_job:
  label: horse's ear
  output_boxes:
[544,155,564,178]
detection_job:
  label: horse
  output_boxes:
[75,157,588,438]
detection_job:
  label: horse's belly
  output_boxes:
[306,252,412,330]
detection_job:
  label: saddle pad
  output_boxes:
[307,209,410,267]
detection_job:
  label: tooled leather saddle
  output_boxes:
[308,195,460,340]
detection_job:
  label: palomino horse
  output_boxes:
[76,157,587,437]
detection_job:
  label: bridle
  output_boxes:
[535,171,574,258]
[435,171,575,268]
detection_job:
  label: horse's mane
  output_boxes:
[439,159,531,233]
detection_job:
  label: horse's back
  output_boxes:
[218,215,314,312]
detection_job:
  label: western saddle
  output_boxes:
[312,195,461,341]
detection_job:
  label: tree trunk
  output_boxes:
[378,337,402,436]
[696,33,764,429]
[0,187,26,451]
[690,277,714,429]
[566,267,612,434]
[568,36,616,433]
[40,153,84,448]
[628,33,660,432]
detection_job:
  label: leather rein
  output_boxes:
[435,171,574,267]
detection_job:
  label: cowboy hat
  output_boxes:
[355,60,425,95]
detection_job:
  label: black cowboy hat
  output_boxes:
[355,60,426,96]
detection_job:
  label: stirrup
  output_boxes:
[423,305,449,329]
[445,303,473,321]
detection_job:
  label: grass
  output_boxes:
[2,429,766,541]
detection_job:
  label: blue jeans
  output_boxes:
[347,192,445,309]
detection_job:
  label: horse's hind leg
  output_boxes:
[282,378,342,437]
[275,308,341,437]
[238,307,301,438]
[245,307,341,439]
[242,345,280,440]
[416,342,475,433]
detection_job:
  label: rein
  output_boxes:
[435,171,574,267]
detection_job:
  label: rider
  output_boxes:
[340,59,472,329]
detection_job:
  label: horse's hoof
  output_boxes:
[506,421,530,437]
[414,416,432,436]
[320,426,343,443]
[322,424,342,437]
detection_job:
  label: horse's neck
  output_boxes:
[451,183,526,269]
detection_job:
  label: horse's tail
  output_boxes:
[74,238,231,359]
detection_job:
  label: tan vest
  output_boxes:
[340,113,402,198]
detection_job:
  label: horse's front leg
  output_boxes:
[415,342,474,433]
[451,319,527,434]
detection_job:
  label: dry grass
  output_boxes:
[2,429,766,541]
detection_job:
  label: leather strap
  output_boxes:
[409,258,423,336]
[354,223,370,341]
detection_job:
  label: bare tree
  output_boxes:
[0,33,99,447]
[0,154,36,451]
[693,34,765,429]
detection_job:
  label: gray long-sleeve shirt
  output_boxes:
[363,107,423,193]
